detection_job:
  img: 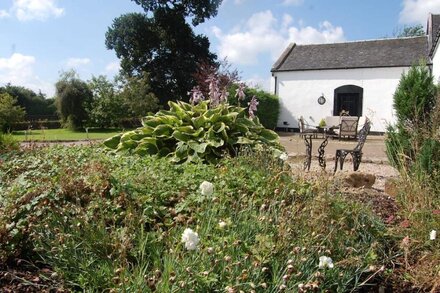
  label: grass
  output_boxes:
[11,128,127,141]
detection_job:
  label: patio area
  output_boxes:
[279,132,389,163]
[278,132,398,191]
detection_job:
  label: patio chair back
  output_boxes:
[334,118,371,172]
[339,116,359,139]
[353,119,371,152]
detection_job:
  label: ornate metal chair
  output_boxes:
[334,119,371,172]
[338,116,359,140]
[298,116,318,138]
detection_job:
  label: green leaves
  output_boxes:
[104,100,283,163]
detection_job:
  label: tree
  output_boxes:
[87,75,128,128]
[105,2,218,105]
[132,0,222,26]
[395,24,425,38]
[0,84,56,117]
[55,70,92,130]
[117,72,159,118]
[0,93,26,132]
[386,63,437,169]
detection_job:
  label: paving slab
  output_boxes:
[278,132,389,163]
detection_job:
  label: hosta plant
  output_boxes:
[104,100,282,163]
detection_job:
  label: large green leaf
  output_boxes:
[191,115,208,129]
[172,130,191,142]
[153,124,173,137]
[134,142,158,155]
[259,129,279,142]
[236,137,254,144]
[188,141,208,153]
[103,134,122,149]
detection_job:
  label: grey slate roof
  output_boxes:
[272,36,429,72]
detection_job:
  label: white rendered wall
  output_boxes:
[273,66,409,132]
[432,43,440,85]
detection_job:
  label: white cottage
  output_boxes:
[272,14,440,133]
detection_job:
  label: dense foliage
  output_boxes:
[0,133,19,153]
[384,65,440,290]
[386,64,438,170]
[229,85,280,129]
[0,146,388,292]
[395,24,425,38]
[0,93,26,132]
[55,71,93,130]
[104,100,281,163]
[105,10,216,105]
[0,84,56,118]
[132,0,222,26]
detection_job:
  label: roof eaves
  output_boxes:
[271,43,296,72]
[429,26,440,57]
[272,63,432,73]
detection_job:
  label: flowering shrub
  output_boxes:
[104,100,282,163]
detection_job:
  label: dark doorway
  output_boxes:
[333,85,363,116]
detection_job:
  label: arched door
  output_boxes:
[333,85,363,116]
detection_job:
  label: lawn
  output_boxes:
[11,128,127,141]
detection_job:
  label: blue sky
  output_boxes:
[1,0,440,97]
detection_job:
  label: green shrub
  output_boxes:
[0,132,19,154]
[386,63,437,170]
[104,100,282,163]
[229,85,280,129]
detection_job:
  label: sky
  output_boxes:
[1,0,440,98]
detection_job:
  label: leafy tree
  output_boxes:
[105,3,218,105]
[55,70,92,130]
[0,93,26,132]
[395,24,425,37]
[0,84,56,117]
[87,75,128,128]
[117,72,159,118]
[132,0,222,26]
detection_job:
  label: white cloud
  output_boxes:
[104,61,120,75]
[65,57,91,68]
[211,10,345,65]
[399,0,440,24]
[0,10,10,18]
[244,75,271,91]
[282,0,304,6]
[11,0,64,21]
[287,21,345,44]
[0,53,54,96]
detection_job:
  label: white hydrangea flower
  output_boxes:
[181,228,199,251]
[279,152,288,161]
[318,256,334,269]
[218,220,227,229]
[199,181,214,196]
[430,230,436,240]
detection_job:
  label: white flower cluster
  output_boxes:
[430,230,436,240]
[181,228,200,251]
[279,152,288,161]
[318,256,334,269]
[199,181,214,196]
